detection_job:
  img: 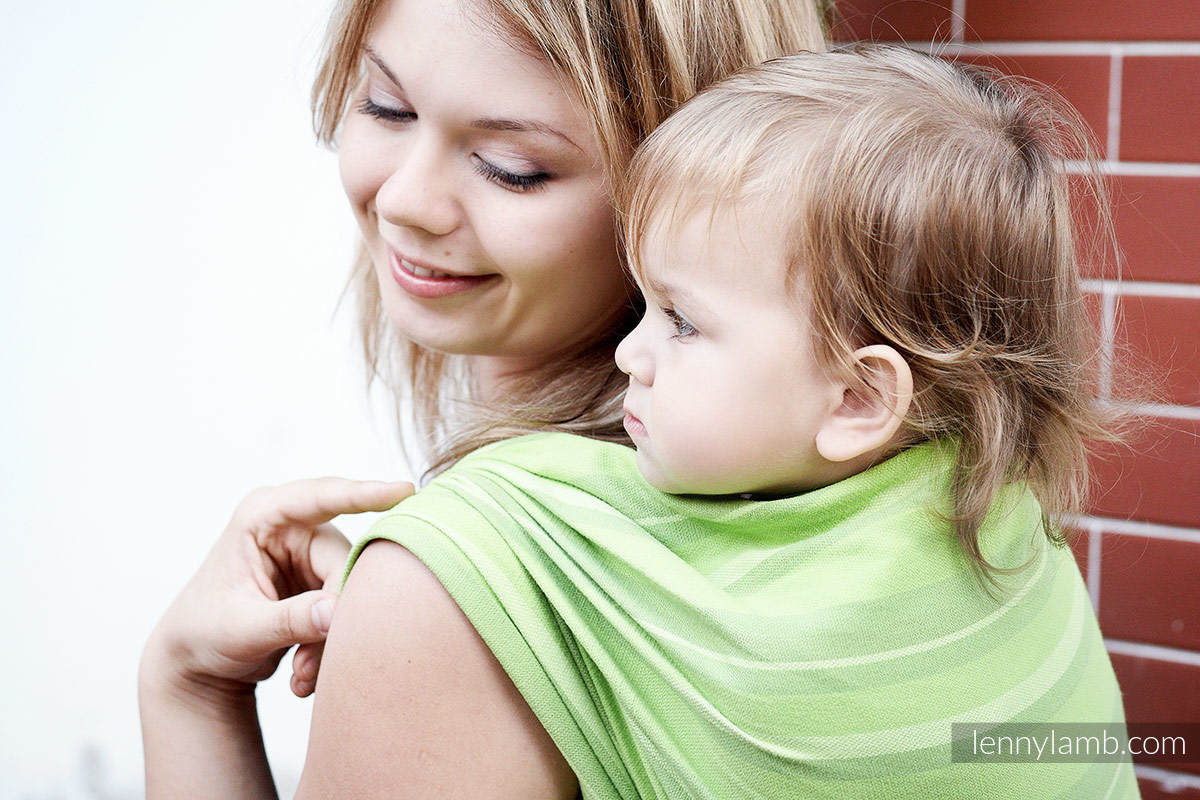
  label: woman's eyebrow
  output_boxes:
[364,45,402,88]
[470,118,582,152]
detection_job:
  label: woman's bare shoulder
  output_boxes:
[295,538,580,800]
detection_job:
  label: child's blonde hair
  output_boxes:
[622,45,1123,588]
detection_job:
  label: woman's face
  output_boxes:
[338,0,629,378]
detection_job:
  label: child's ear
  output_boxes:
[815,345,913,463]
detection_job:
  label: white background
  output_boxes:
[1,1,409,796]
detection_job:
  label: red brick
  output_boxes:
[1083,176,1200,285]
[1106,652,1196,724]
[1110,653,1200,774]
[830,0,953,42]
[1069,172,1125,281]
[1067,527,1090,584]
[1113,295,1200,407]
[1100,532,1200,650]
[1121,57,1200,164]
[1139,774,1200,800]
[1083,291,1107,398]
[952,54,1112,157]
[1084,291,1104,333]
[1087,417,1200,528]
[964,0,1200,41]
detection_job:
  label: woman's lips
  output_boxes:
[388,248,499,299]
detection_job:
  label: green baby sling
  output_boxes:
[339,432,1138,799]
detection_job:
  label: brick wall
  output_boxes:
[834,2,1200,796]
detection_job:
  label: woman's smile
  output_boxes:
[387,246,500,299]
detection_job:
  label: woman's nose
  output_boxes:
[614,316,654,386]
[375,132,462,237]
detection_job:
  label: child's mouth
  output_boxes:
[623,410,647,439]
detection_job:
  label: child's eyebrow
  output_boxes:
[642,275,711,317]
[642,275,681,301]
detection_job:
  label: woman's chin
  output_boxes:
[391,325,495,356]
[377,295,504,355]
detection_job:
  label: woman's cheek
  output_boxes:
[480,188,622,312]
[337,124,392,224]
[486,186,601,257]
[471,196,537,264]
[568,183,621,273]
[552,190,624,305]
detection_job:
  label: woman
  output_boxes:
[138,0,826,796]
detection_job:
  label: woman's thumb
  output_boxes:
[259,591,337,650]
[310,594,335,634]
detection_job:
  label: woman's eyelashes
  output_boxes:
[356,96,551,193]
[662,307,697,339]
[356,96,415,123]
[472,156,550,192]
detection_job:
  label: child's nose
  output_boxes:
[615,318,654,386]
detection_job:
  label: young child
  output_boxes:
[616,46,1119,590]
[341,46,1138,799]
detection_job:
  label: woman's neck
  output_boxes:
[470,354,546,404]
[469,302,635,404]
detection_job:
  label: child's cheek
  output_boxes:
[662,411,741,493]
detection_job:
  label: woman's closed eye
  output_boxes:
[356,96,550,193]
[662,307,697,339]
[472,156,550,193]
[357,96,415,123]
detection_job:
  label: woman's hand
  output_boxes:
[142,477,414,701]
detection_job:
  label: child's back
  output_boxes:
[343,431,1136,798]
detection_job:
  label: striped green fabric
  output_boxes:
[339,432,1138,799]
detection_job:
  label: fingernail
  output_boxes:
[311,599,333,633]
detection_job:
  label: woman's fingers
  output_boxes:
[238,478,414,533]
[146,476,411,693]
[290,526,347,698]
[233,588,337,659]
[310,523,353,586]
[236,480,408,658]
[235,479,411,597]
[291,641,326,698]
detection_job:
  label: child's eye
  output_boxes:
[356,96,416,123]
[662,307,697,339]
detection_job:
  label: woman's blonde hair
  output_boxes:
[310,0,829,478]
[624,46,1127,590]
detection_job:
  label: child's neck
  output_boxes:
[733,442,905,500]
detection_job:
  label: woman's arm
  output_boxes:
[139,478,413,799]
[295,539,580,799]
[139,647,278,799]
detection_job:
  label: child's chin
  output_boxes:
[633,450,674,492]
[635,454,715,495]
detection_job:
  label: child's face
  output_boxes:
[615,203,844,496]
